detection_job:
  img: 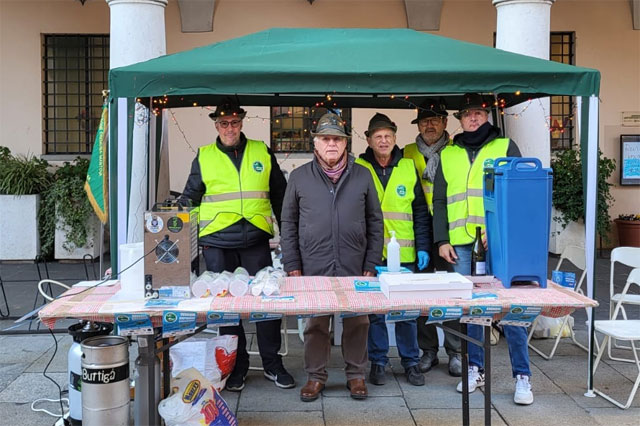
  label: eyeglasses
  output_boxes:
[216,120,242,129]
[418,118,444,126]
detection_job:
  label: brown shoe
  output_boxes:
[346,378,368,400]
[300,380,325,402]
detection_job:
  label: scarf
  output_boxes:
[315,150,347,183]
[415,131,449,182]
[461,122,493,147]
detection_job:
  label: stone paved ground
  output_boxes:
[0,253,638,425]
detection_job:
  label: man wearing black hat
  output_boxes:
[403,98,463,378]
[433,93,534,406]
[180,97,293,392]
[355,113,431,387]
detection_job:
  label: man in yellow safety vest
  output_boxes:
[356,113,432,387]
[180,97,293,392]
[432,93,534,406]
[403,98,463,377]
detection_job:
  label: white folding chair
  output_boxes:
[607,247,640,363]
[593,268,640,409]
[527,245,591,359]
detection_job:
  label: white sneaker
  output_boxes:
[514,374,534,405]
[456,366,485,393]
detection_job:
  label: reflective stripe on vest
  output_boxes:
[355,157,416,263]
[198,139,274,237]
[404,141,451,214]
[440,138,509,245]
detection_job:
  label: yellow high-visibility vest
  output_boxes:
[198,139,273,237]
[403,140,452,214]
[356,157,416,262]
[440,138,509,245]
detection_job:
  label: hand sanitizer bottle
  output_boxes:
[387,230,401,272]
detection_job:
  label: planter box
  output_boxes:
[549,207,584,254]
[0,194,41,260]
[54,213,103,260]
[615,219,640,248]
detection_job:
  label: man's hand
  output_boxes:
[438,243,458,264]
[362,270,375,277]
[417,251,430,271]
[287,270,302,277]
[481,230,488,251]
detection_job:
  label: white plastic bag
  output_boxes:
[158,368,237,426]
[532,315,573,339]
[170,335,237,391]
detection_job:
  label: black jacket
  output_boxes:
[432,124,521,246]
[358,146,432,254]
[280,155,384,276]
[179,133,287,249]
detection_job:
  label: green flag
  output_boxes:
[84,103,109,224]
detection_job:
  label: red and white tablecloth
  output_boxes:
[38,276,597,329]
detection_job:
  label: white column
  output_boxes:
[107,0,168,244]
[493,0,554,167]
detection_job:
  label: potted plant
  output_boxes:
[549,148,616,253]
[0,147,52,260]
[40,158,102,259]
[614,214,640,247]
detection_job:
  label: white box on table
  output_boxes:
[379,272,473,300]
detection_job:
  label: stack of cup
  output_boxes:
[209,271,232,297]
[249,266,273,296]
[191,271,218,298]
[229,267,250,297]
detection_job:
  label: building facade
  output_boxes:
[1,0,638,244]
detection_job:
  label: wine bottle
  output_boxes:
[471,226,486,276]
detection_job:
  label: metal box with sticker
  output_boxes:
[143,203,198,298]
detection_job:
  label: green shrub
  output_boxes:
[0,150,51,195]
[39,158,94,256]
[551,148,616,241]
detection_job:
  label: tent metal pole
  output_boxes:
[584,95,599,396]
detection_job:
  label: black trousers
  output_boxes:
[202,240,283,374]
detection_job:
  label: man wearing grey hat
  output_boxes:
[432,93,534,406]
[355,113,431,387]
[403,98,463,378]
[180,96,293,392]
[280,112,383,402]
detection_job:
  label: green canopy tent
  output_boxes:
[107,27,602,393]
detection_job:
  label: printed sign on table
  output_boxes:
[426,306,463,323]
[385,309,420,322]
[498,305,542,327]
[249,312,283,323]
[115,313,154,336]
[551,270,577,289]
[353,280,381,292]
[460,305,503,326]
[206,311,241,328]
[162,310,197,338]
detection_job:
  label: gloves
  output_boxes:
[417,251,430,271]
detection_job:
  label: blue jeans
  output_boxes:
[368,314,420,370]
[452,244,531,377]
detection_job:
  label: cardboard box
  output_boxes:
[379,272,473,300]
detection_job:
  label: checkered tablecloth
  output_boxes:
[38,276,597,329]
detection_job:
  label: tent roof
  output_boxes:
[109,28,600,109]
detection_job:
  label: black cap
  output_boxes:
[453,93,491,119]
[365,113,397,137]
[208,96,246,120]
[411,97,448,124]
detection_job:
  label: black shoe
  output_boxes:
[406,365,425,386]
[369,363,386,385]
[448,353,462,377]
[418,351,439,373]
[264,365,296,389]
[225,371,247,392]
